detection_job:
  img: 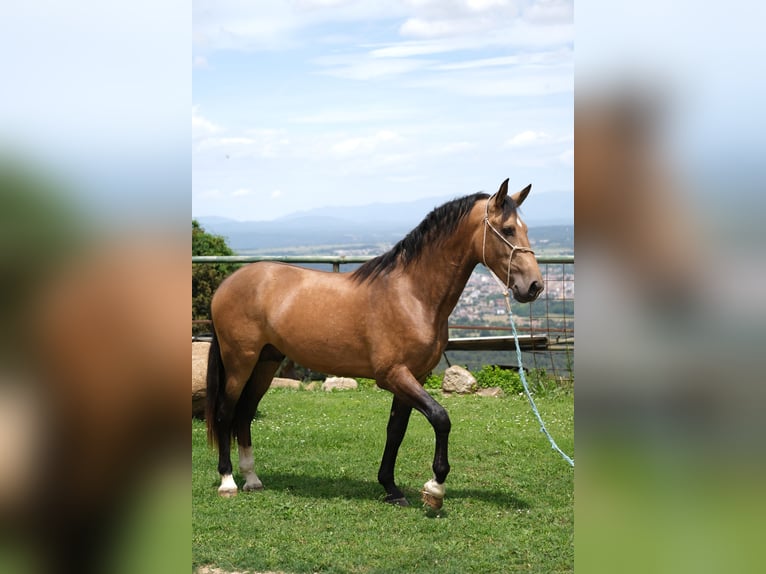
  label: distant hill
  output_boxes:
[273,189,572,227]
[195,216,411,250]
[196,190,572,251]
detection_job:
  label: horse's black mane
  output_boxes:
[351,192,490,283]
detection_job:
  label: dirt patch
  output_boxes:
[196,566,290,574]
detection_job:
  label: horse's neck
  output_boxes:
[405,220,480,323]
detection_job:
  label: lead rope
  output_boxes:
[482,196,574,468]
[502,291,575,467]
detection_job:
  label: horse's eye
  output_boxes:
[502,226,516,237]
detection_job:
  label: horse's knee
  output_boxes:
[430,406,451,436]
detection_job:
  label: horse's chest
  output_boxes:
[389,327,447,377]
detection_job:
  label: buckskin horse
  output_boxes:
[206,179,544,508]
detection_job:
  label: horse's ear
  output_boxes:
[511,184,532,208]
[494,178,510,209]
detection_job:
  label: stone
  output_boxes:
[441,365,477,394]
[271,377,301,389]
[476,386,505,398]
[192,342,210,418]
[322,376,358,391]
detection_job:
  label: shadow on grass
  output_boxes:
[238,471,530,510]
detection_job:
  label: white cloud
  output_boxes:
[194,128,291,159]
[430,141,478,155]
[289,107,415,124]
[232,188,255,197]
[506,130,552,147]
[435,48,571,70]
[192,106,220,136]
[466,0,512,11]
[194,1,571,53]
[369,40,458,58]
[314,53,430,80]
[524,0,573,24]
[412,67,572,97]
[505,130,572,147]
[399,17,487,38]
[193,2,301,52]
[330,130,401,157]
[193,1,410,52]
[199,137,256,149]
[271,189,283,199]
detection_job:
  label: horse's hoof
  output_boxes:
[243,481,264,492]
[421,491,444,510]
[384,495,410,507]
[421,478,445,510]
[218,487,238,498]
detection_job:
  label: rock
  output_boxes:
[476,386,505,398]
[304,381,319,391]
[322,377,358,391]
[441,365,477,394]
[271,377,301,389]
[192,342,210,418]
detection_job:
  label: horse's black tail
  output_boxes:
[206,328,225,446]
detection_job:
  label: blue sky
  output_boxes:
[193,0,573,221]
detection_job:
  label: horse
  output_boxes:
[205,178,544,509]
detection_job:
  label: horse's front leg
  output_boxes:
[380,365,451,510]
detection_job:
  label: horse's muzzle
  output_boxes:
[513,280,544,303]
[528,280,544,299]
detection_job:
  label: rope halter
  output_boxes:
[481,192,535,296]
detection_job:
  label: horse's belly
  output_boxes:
[277,338,373,379]
[267,310,374,378]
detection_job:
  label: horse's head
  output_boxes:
[480,179,544,303]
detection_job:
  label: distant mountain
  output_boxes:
[275,190,572,227]
[275,195,459,229]
[196,190,572,251]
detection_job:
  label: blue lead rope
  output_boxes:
[504,292,575,468]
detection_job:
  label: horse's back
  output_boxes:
[213,261,358,316]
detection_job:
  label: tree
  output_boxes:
[192,220,236,335]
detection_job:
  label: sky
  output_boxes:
[192,0,573,221]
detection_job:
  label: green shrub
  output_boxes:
[473,365,523,394]
[525,368,556,396]
[356,377,377,389]
[423,372,443,390]
[421,366,566,396]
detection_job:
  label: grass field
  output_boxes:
[192,387,574,573]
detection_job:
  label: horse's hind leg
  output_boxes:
[215,348,260,497]
[235,357,281,491]
[378,396,413,506]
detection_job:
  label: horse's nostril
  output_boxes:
[529,281,543,297]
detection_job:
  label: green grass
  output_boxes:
[193,387,573,573]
